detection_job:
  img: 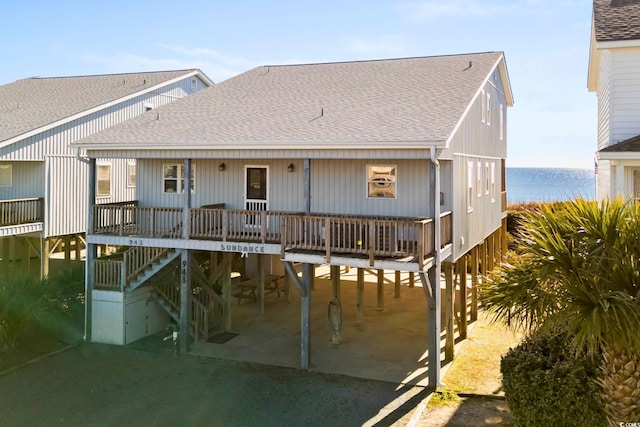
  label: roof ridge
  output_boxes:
[26,69,199,81]
[263,51,502,68]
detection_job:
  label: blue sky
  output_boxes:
[0,0,594,168]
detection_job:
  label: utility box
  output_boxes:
[92,285,169,345]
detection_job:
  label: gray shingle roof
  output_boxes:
[593,0,640,42]
[600,134,640,151]
[76,52,507,147]
[0,70,203,143]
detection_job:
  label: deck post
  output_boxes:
[84,158,97,342]
[41,237,49,279]
[356,268,364,329]
[394,270,401,298]
[459,256,468,339]
[182,159,192,240]
[301,262,312,369]
[422,266,442,390]
[258,254,265,315]
[501,217,508,262]
[331,265,340,298]
[179,249,191,354]
[409,272,415,288]
[470,246,479,321]
[376,269,384,311]
[222,252,232,330]
[444,262,455,362]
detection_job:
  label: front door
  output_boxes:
[244,166,269,227]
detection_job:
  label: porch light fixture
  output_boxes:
[219,163,226,172]
[287,163,295,173]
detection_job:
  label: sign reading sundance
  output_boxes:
[220,243,266,254]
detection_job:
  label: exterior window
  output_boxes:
[477,161,482,197]
[367,164,396,199]
[97,163,111,197]
[127,160,136,188]
[633,170,640,201]
[481,90,486,123]
[467,161,474,212]
[0,163,12,187]
[499,104,504,140]
[191,77,197,92]
[486,93,491,126]
[485,162,490,195]
[491,162,496,203]
[163,163,195,194]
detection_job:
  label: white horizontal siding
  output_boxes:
[610,47,640,144]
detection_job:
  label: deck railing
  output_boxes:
[92,203,453,264]
[0,197,44,227]
[190,208,288,242]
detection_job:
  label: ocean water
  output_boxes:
[506,168,596,205]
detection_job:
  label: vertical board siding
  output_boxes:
[0,75,208,240]
[137,158,430,218]
[46,155,88,237]
[447,73,506,261]
[0,77,206,161]
[137,159,305,212]
[0,161,45,200]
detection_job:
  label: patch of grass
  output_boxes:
[428,387,462,408]
[441,313,522,395]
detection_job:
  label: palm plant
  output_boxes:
[481,198,640,425]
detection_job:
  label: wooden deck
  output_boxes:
[92,203,452,266]
[0,198,44,227]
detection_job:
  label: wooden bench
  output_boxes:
[231,275,283,303]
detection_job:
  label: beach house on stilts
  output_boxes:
[73,52,513,388]
[0,70,212,277]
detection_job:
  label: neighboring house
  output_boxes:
[0,70,213,277]
[588,0,640,200]
[73,52,513,388]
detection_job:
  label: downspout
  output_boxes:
[75,147,90,164]
[431,146,441,259]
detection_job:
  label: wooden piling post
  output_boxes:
[376,269,384,311]
[444,262,455,362]
[356,268,364,329]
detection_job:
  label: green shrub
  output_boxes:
[501,329,606,427]
[0,265,84,350]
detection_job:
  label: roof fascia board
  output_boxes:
[587,21,600,92]
[75,140,445,152]
[0,70,211,149]
[597,151,640,160]
[596,39,640,49]
[445,54,512,148]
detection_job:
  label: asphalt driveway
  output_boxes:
[0,343,428,427]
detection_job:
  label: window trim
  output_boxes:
[481,89,486,123]
[96,162,112,197]
[127,160,136,188]
[476,161,482,198]
[485,162,490,195]
[0,163,12,187]
[366,164,397,199]
[162,163,196,194]
[467,161,474,213]
[486,93,492,126]
[491,162,496,203]
[191,77,198,92]
[499,103,504,140]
